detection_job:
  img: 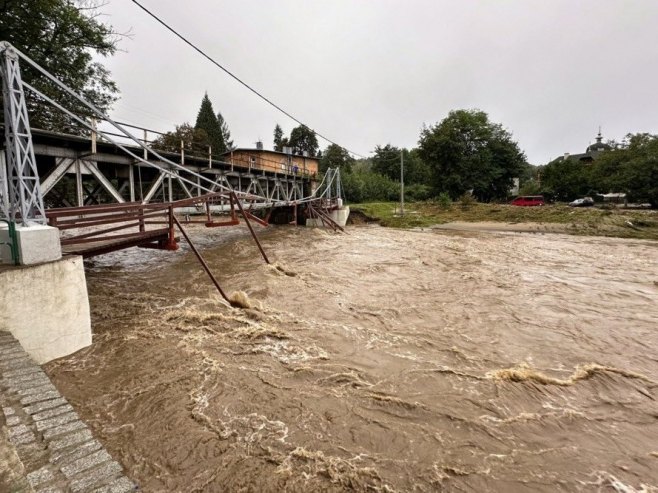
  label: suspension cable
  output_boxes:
[131,0,365,160]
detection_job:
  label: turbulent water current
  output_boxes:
[44,225,658,492]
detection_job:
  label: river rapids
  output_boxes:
[44,225,658,492]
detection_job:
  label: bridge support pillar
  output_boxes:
[1,223,61,265]
[0,255,91,363]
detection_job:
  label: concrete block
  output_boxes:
[0,332,19,343]
[6,415,21,426]
[36,411,79,431]
[8,424,31,438]
[10,430,36,445]
[0,223,14,264]
[0,346,29,357]
[50,439,101,465]
[69,461,123,492]
[0,356,33,371]
[43,420,87,440]
[0,256,92,364]
[13,224,61,265]
[0,344,23,356]
[33,404,74,422]
[92,476,137,493]
[24,397,68,415]
[0,340,19,351]
[1,350,30,361]
[17,383,57,396]
[305,218,323,227]
[5,372,50,388]
[20,390,61,405]
[3,365,43,378]
[61,449,112,478]
[48,429,93,451]
[2,406,16,416]
[8,375,52,391]
[0,335,16,345]
[27,466,55,487]
[329,206,350,228]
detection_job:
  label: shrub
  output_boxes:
[343,170,399,203]
[404,184,432,202]
[459,192,477,208]
[436,192,452,209]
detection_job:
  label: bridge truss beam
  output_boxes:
[0,41,46,224]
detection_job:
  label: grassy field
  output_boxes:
[350,201,658,240]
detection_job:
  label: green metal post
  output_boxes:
[0,219,19,265]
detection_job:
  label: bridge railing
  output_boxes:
[46,202,177,254]
[43,191,264,256]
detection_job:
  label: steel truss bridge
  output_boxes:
[0,41,345,266]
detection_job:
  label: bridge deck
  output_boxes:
[61,228,171,258]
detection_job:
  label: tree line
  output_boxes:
[293,109,531,205]
[5,1,657,208]
[532,134,658,207]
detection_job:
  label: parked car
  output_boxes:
[569,197,595,207]
[511,195,545,207]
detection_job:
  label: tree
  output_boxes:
[273,124,286,151]
[194,93,225,155]
[320,144,354,173]
[288,125,319,156]
[152,123,209,154]
[371,145,402,181]
[216,111,234,150]
[418,109,527,201]
[0,0,120,132]
[372,145,431,185]
[592,133,658,207]
[540,158,592,201]
[342,169,399,203]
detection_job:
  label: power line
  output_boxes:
[130,0,366,159]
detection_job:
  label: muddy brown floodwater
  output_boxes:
[45,225,658,492]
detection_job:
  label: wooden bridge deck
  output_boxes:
[61,228,171,258]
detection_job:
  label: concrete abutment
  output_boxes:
[0,255,92,364]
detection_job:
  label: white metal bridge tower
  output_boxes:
[0,41,46,225]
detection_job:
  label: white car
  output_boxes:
[569,197,595,207]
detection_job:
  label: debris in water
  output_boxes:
[269,262,298,277]
[229,291,253,309]
[488,362,655,387]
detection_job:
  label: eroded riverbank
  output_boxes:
[45,225,658,491]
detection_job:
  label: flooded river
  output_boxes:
[45,225,658,492]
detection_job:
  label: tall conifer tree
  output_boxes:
[216,112,234,151]
[194,93,225,155]
[273,124,285,151]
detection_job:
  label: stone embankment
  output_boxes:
[0,332,137,492]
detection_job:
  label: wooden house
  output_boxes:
[221,147,319,177]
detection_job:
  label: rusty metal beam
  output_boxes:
[172,215,232,305]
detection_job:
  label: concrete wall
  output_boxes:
[0,256,91,364]
[330,206,350,227]
[306,206,350,228]
[1,223,62,266]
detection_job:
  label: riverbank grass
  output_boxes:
[350,202,658,240]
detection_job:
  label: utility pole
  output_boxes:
[400,149,405,216]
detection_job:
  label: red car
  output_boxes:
[511,195,545,206]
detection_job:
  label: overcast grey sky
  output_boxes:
[99,0,658,164]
